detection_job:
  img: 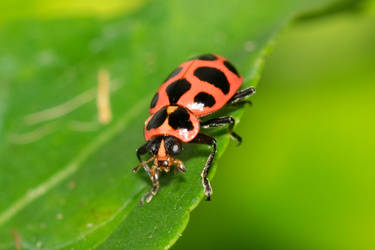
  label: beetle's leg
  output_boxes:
[133,157,155,175]
[133,143,148,173]
[173,159,186,174]
[200,116,242,145]
[228,99,253,107]
[190,134,217,201]
[227,86,256,104]
[140,166,160,205]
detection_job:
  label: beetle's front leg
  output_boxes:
[173,159,186,174]
[140,166,160,205]
[190,134,217,201]
[133,143,148,173]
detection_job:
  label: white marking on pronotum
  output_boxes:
[24,78,121,126]
[97,69,112,124]
[179,128,189,141]
[7,122,57,144]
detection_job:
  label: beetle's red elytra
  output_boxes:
[134,54,255,205]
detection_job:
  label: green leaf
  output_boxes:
[0,0,361,249]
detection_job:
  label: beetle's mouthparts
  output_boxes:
[158,160,169,167]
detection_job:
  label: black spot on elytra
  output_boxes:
[166,78,191,104]
[223,60,240,77]
[168,107,194,130]
[164,67,182,82]
[150,92,159,109]
[194,92,216,107]
[146,107,168,130]
[194,67,230,94]
[196,54,218,61]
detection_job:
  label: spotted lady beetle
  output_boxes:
[133,54,255,204]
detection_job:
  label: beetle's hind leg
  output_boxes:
[190,134,217,201]
[200,116,242,145]
[227,86,256,105]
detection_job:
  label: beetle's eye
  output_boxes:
[150,144,158,154]
[147,137,162,155]
[165,137,182,156]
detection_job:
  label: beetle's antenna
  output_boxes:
[132,157,154,173]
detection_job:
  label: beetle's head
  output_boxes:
[146,135,183,168]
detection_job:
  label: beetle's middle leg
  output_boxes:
[227,86,256,104]
[200,116,242,145]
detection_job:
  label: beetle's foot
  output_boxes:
[202,177,212,201]
[229,131,242,146]
[173,159,186,174]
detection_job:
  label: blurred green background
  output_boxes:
[1,0,374,249]
[174,4,375,250]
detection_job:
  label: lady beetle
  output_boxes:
[134,54,255,204]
